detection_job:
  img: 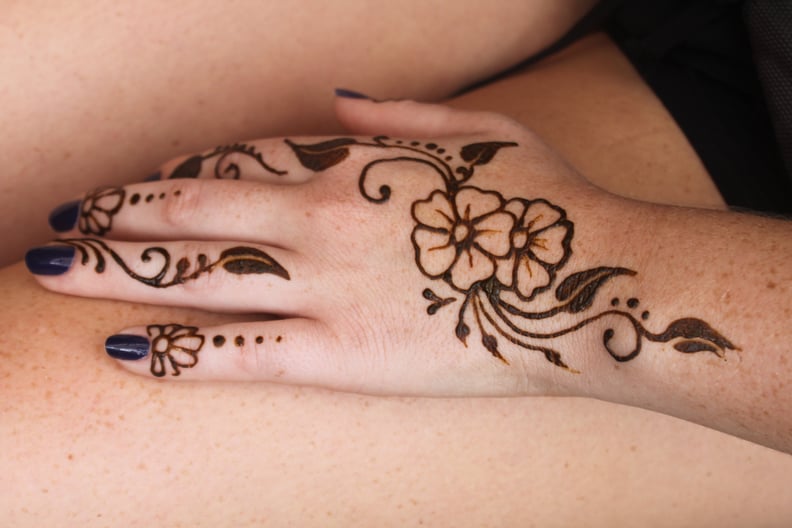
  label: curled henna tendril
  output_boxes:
[169,143,287,180]
[58,238,290,288]
[286,135,737,371]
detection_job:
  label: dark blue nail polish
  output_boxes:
[334,88,371,100]
[143,171,161,182]
[105,334,150,361]
[48,200,80,232]
[24,246,75,276]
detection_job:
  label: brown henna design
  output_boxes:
[286,136,736,370]
[147,324,205,377]
[168,143,286,180]
[78,187,126,236]
[59,238,290,288]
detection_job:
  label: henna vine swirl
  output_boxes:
[168,143,287,180]
[58,238,290,288]
[286,136,736,370]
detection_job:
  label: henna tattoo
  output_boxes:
[78,187,126,236]
[286,136,737,370]
[78,186,184,235]
[168,143,286,180]
[77,145,284,236]
[58,238,290,287]
[148,324,204,377]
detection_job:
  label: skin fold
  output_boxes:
[1,4,790,525]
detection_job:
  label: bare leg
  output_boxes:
[0,0,596,264]
[2,35,789,526]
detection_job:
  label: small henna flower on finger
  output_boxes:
[78,186,126,235]
[147,324,205,377]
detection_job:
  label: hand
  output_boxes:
[25,97,734,398]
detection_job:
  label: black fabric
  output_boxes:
[745,0,792,181]
[464,0,792,214]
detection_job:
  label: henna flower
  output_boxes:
[79,186,125,236]
[146,324,205,377]
[412,187,515,291]
[495,199,572,300]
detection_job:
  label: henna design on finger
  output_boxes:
[78,187,126,236]
[148,324,205,377]
[78,186,184,235]
[168,143,286,180]
[58,238,290,287]
[286,136,737,371]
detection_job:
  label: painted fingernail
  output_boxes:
[143,171,161,182]
[24,245,75,276]
[48,200,80,232]
[334,88,371,100]
[105,334,150,360]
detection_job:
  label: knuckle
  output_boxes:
[480,112,526,136]
[230,338,262,377]
[160,181,204,227]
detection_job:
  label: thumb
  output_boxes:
[333,89,510,138]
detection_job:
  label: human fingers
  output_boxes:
[148,140,311,183]
[47,179,310,247]
[24,239,308,315]
[334,88,520,137]
[31,99,602,397]
[102,317,518,396]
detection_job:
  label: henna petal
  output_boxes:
[474,212,514,257]
[94,190,124,212]
[91,210,113,231]
[495,255,514,287]
[455,187,502,221]
[168,348,198,368]
[150,354,167,377]
[413,227,456,277]
[412,190,455,230]
[449,246,494,290]
[515,255,550,299]
[522,201,562,232]
[530,224,570,265]
[171,335,204,353]
[503,198,525,220]
[85,215,103,235]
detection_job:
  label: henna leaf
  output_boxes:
[556,267,636,313]
[217,247,290,280]
[674,341,718,354]
[459,142,518,167]
[482,334,509,364]
[652,318,736,357]
[455,320,470,345]
[170,155,204,179]
[543,348,571,370]
[286,138,358,172]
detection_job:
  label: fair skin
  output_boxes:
[0,0,598,265]
[2,3,791,525]
[27,96,792,452]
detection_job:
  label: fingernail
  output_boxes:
[48,200,80,232]
[143,171,161,182]
[24,245,75,276]
[334,88,371,100]
[105,334,150,361]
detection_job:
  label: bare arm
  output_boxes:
[2,262,792,526]
[25,97,792,453]
[0,0,597,264]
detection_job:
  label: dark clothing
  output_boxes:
[467,0,792,214]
